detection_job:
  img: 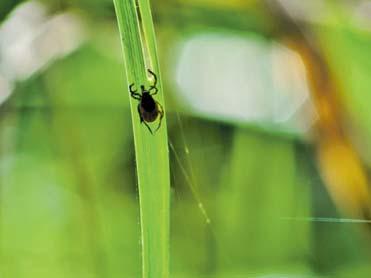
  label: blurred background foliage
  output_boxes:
[1,0,371,277]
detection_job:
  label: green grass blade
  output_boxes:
[112,0,170,277]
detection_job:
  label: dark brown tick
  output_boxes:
[129,69,164,134]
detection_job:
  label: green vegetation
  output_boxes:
[113,0,170,277]
[0,1,371,277]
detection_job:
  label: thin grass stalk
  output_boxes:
[112,0,170,277]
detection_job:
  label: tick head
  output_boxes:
[141,91,151,98]
[140,85,145,92]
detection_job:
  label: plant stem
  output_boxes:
[112,0,170,277]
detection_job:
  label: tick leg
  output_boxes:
[155,102,164,132]
[130,84,141,100]
[148,69,158,95]
[137,104,143,123]
[149,86,158,96]
[148,69,157,87]
[143,121,154,135]
[138,104,153,134]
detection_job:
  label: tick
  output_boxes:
[129,69,164,134]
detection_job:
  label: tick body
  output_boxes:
[129,69,164,134]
